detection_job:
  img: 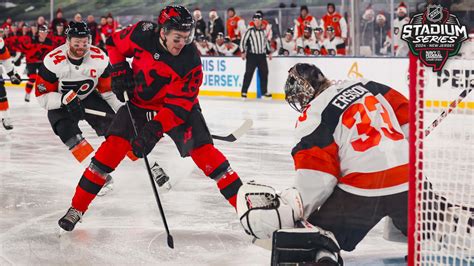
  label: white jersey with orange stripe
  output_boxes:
[291,79,409,218]
[35,44,122,111]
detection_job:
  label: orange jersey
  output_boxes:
[321,12,347,38]
[295,15,318,38]
[226,16,245,40]
[292,79,408,215]
[0,37,11,60]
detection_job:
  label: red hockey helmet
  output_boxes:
[158,5,195,44]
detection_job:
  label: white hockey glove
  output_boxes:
[236,182,304,239]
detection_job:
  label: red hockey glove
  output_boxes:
[110,61,135,102]
[132,120,164,158]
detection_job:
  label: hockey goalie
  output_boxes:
[237,63,411,265]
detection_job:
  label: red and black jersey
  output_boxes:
[106,21,203,134]
[51,34,67,48]
[4,34,22,53]
[17,37,54,64]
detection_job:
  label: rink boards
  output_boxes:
[5,57,473,109]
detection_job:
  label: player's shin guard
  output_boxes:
[71,136,131,213]
[190,144,243,208]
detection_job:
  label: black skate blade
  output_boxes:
[167,235,174,249]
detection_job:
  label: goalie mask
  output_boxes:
[284,63,328,113]
[236,182,304,239]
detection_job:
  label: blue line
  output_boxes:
[256,67,261,98]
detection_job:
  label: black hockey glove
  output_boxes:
[7,70,21,85]
[61,93,85,121]
[111,61,135,102]
[132,120,164,158]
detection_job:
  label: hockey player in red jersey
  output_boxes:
[35,22,122,194]
[17,25,54,102]
[58,5,244,232]
[0,36,22,130]
[237,63,410,264]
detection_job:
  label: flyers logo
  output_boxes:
[61,79,95,96]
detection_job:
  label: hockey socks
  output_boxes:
[190,144,243,208]
[71,136,130,212]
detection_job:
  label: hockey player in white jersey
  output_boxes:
[0,36,22,130]
[274,28,297,56]
[237,63,411,265]
[35,21,122,195]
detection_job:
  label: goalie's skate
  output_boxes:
[58,207,83,232]
[151,162,171,192]
[97,174,114,196]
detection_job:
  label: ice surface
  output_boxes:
[0,89,407,265]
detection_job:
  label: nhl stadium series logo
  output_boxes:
[401,4,468,71]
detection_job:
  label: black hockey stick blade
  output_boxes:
[211,119,253,142]
[168,235,174,249]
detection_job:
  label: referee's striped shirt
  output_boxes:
[240,27,271,54]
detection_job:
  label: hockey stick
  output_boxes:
[274,18,284,55]
[84,108,253,142]
[123,92,174,249]
[424,85,474,137]
[211,119,253,142]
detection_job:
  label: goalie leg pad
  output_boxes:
[237,182,304,239]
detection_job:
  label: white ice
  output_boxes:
[0,89,407,265]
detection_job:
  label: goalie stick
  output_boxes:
[84,108,253,142]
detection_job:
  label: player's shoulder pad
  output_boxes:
[43,44,68,72]
[129,21,158,45]
[87,45,109,70]
[182,42,203,70]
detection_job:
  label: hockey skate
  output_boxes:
[151,162,171,192]
[97,174,114,196]
[2,117,13,130]
[24,93,30,102]
[58,207,83,231]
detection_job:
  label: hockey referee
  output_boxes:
[240,13,272,99]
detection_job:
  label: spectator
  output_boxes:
[274,28,296,56]
[98,16,107,45]
[393,2,410,56]
[37,16,47,28]
[321,3,348,40]
[226,7,246,44]
[208,9,225,43]
[1,18,13,31]
[360,4,375,55]
[51,22,66,47]
[249,10,272,41]
[30,24,38,41]
[51,8,68,30]
[314,26,325,48]
[193,9,206,37]
[195,35,218,56]
[321,26,346,56]
[296,26,319,55]
[101,14,117,41]
[240,13,272,99]
[72,13,82,24]
[374,13,391,55]
[217,35,240,56]
[294,5,318,39]
[86,15,100,46]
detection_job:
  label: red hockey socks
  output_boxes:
[71,136,131,212]
[190,144,243,208]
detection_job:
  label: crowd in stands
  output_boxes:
[1,2,412,58]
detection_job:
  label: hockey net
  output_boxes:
[408,54,474,265]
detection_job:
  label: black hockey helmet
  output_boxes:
[285,27,294,36]
[284,63,329,112]
[158,5,195,44]
[66,21,91,39]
